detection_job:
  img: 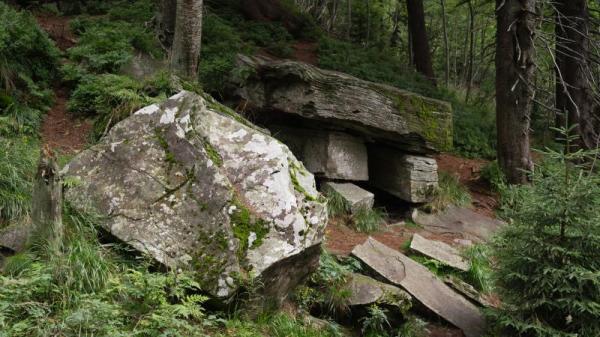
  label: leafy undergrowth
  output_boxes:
[0,202,346,337]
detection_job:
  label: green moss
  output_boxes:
[203,141,223,167]
[154,128,178,167]
[230,199,270,260]
[289,161,317,201]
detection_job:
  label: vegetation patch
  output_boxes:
[230,198,270,260]
[427,172,472,212]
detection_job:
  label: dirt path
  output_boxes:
[36,13,91,154]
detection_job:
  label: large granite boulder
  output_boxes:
[230,55,453,154]
[63,91,328,303]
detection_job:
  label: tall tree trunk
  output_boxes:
[554,0,596,149]
[465,0,475,102]
[440,0,450,87]
[156,0,177,48]
[346,0,352,39]
[495,0,536,184]
[30,146,62,253]
[406,0,436,85]
[366,0,371,46]
[171,0,203,79]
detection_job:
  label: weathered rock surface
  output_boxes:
[369,146,438,203]
[231,55,453,154]
[0,223,30,253]
[444,276,497,308]
[63,91,327,303]
[270,126,368,180]
[352,237,486,337]
[412,206,505,243]
[346,273,411,307]
[410,234,470,272]
[321,182,374,214]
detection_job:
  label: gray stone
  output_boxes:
[413,206,505,243]
[269,126,368,180]
[410,234,470,272]
[346,273,412,307]
[321,182,374,214]
[352,237,486,337]
[444,276,497,308]
[231,55,453,154]
[0,222,30,253]
[63,91,327,303]
[369,146,438,203]
[120,53,168,80]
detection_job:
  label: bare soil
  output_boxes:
[36,14,92,154]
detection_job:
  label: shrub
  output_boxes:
[490,127,600,337]
[0,3,59,135]
[0,137,38,224]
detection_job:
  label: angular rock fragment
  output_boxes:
[321,182,374,214]
[369,146,438,203]
[410,234,470,272]
[352,237,486,337]
[444,276,497,308]
[63,91,328,304]
[346,273,412,308]
[412,206,505,243]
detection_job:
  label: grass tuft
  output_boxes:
[428,172,472,212]
[352,207,386,233]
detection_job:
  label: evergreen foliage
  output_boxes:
[0,3,59,135]
[490,126,600,337]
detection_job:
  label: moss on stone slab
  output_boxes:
[203,141,223,167]
[230,198,270,260]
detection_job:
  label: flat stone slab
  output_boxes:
[444,276,497,308]
[352,237,486,337]
[369,146,438,203]
[346,273,412,307]
[413,206,505,243]
[322,182,374,214]
[410,234,470,272]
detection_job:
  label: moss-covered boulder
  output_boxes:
[230,55,453,153]
[63,91,327,304]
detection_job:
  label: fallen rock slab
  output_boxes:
[352,237,485,337]
[322,182,374,214]
[410,234,470,272]
[444,276,497,309]
[369,146,438,203]
[346,273,412,308]
[63,91,327,304]
[231,54,453,154]
[412,206,505,242]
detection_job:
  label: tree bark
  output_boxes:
[440,0,450,87]
[170,0,203,79]
[406,0,436,85]
[495,0,536,184]
[465,0,475,102]
[554,0,597,149]
[30,146,62,253]
[346,0,352,39]
[156,0,177,48]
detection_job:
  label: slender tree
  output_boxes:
[495,0,536,184]
[406,0,436,85]
[554,0,597,149]
[170,0,203,79]
[440,0,450,86]
[156,0,177,48]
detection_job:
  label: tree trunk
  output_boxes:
[554,0,597,149]
[465,0,475,102]
[30,146,62,253]
[495,0,536,184]
[156,0,177,48]
[346,0,352,39]
[440,0,450,87]
[170,0,203,79]
[406,0,436,85]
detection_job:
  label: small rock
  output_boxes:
[410,234,470,272]
[321,182,374,214]
[346,273,412,307]
[413,206,505,242]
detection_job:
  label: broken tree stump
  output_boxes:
[30,145,63,252]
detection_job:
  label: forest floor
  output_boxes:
[36,13,92,154]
